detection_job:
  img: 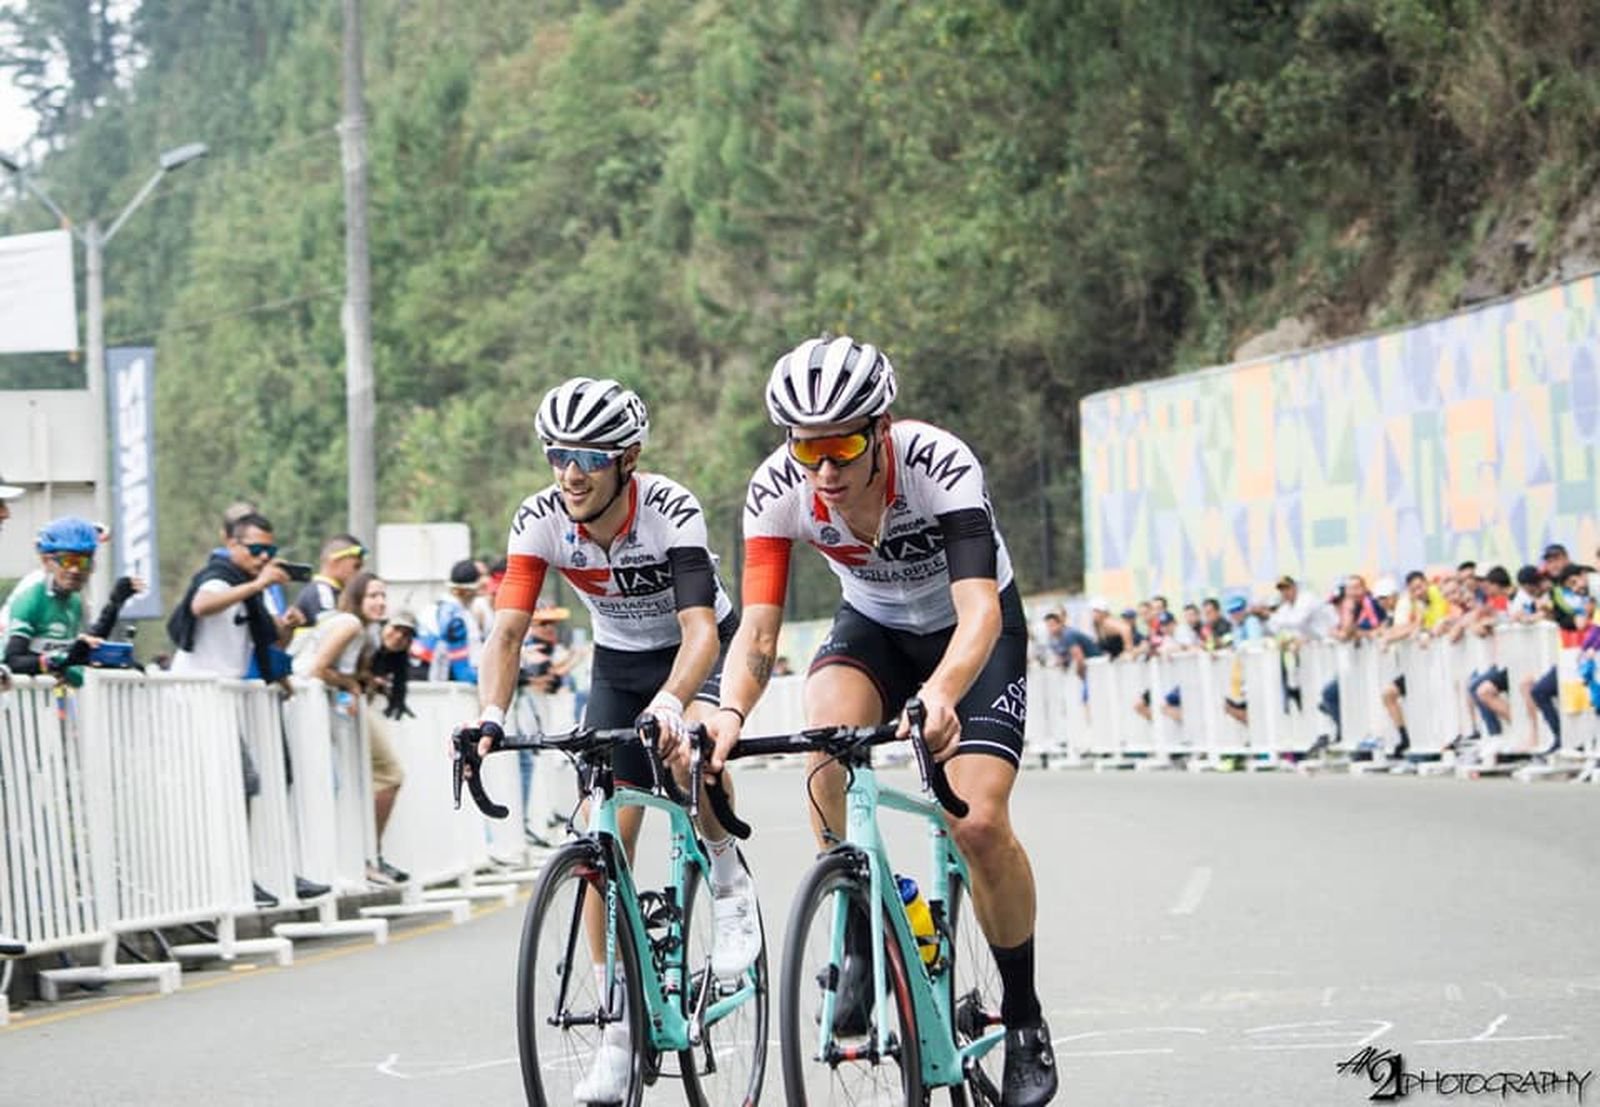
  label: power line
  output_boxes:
[104,285,342,346]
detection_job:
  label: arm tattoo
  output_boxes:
[747,650,774,688]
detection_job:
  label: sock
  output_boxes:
[706,834,743,890]
[992,936,1043,1029]
[1396,725,1410,750]
[593,965,628,1043]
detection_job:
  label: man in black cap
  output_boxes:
[425,559,488,682]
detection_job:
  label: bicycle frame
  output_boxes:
[819,760,1007,1086]
[582,777,760,1053]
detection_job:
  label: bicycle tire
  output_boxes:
[517,839,647,1107]
[943,872,1004,1106]
[679,860,770,1107]
[779,851,924,1105]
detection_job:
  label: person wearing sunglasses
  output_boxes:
[473,375,759,1102]
[3,516,144,689]
[705,334,1058,1106]
[168,512,297,683]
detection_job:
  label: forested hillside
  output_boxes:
[3,1,1598,614]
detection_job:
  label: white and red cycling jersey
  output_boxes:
[497,473,733,651]
[741,419,1013,634]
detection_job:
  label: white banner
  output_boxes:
[0,228,78,353]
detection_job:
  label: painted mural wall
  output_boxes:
[1080,272,1600,603]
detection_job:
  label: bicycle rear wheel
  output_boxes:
[780,852,924,1105]
[680,862,769,1107]
[944,873,1004,1106]
[517,840,646,1107]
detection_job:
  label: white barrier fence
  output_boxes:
[1023,623,1600,777]
[5,641,1593,1022]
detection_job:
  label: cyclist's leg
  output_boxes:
[800,603,912,846]
[938,585,1057,1104]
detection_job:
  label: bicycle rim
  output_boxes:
[680,862,770,1107]
[517,841,646,1107]
[780,852,923,1106]
[945,874,1004,1106]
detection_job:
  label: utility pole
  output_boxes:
[340,0,376,543]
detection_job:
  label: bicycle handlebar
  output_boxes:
[727,698,969,819]
[450,719,750,840]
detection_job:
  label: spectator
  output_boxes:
[1041,609,1099,676]
[295,571,408,887]
[167,511,328,907]
[418,559,488,682]
[772,655,795,677]
[472,556,506,637]
[217,501,305,676]
[1174,603,1203,648]
[512,604,577,847]
[1510,565,1546,618]
[4,517,143,687]
[1332,575,1386,641]
[369,608,417,722]
[1198,598,1231,650]
[1089,597,1133,659]
[292,533,367,629]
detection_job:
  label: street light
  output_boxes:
[2,141,208,598]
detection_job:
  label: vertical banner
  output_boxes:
[107,347,161,620]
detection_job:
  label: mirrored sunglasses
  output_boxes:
[330,544,367,561]
[244,542,279,558]
[787,429,873,470]
[52,552,94,571]
[546,446,623,473]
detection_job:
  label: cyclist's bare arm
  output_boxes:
[705,602,784,770]
[905,577,1001,756]
[477,608,532,754]
[660,604,719,706]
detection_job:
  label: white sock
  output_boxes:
[706,834,743,891]
[593,965,627,1044]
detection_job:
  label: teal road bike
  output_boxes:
[738,700,1008,1105]
[453,719,768,1107]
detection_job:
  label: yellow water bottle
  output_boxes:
[896,875,938,966]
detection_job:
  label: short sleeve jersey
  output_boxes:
[741,419,1014,634]
[169,579,253,678]
[497,474,733,651]
[6,578,83,653]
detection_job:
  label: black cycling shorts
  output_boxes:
[585,612,738,787]
[808,583,1029,767]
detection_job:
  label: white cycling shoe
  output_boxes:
[711,872,762,979]
[574,1034,632,1104]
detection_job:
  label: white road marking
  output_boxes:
[1415,1013,1565,1045]
[1169,866,1212,916]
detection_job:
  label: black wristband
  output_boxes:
[717,704,747,725]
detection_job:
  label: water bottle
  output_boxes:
[895,875,939,966]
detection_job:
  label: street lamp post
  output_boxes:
[2,142,207,598]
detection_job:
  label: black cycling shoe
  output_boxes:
[1001,1021,1058,1106]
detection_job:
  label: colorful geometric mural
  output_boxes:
[1081,272,1600,603]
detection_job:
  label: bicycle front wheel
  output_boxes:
[517,840,646,1107]
[779,852,924,1105]
[945,872,1004,1106]
[680,862,769,1107]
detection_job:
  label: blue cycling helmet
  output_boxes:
[36,516,100,555]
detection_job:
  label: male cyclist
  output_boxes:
[473,377,760,1103]
[706,335,1058,1106]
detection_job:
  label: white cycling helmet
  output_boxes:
[766,335,897,427]
[536,377,649,448]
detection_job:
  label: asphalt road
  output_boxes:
[3,766,1596,1107]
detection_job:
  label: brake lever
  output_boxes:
[905,697,969,819]
[451,724,510,819]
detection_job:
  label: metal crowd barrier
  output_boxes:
[0,671,582,1020]
[1024,622,1600,778]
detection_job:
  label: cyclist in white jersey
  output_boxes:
[473,377,759,1104]
[704,336,1057,1106]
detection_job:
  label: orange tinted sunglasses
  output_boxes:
[52,552,94,571]
[787,427,874,470]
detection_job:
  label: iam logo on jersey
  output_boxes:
[571,550,588,567]
[819,525,841,546]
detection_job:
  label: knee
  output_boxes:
[950,803,1012,869]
